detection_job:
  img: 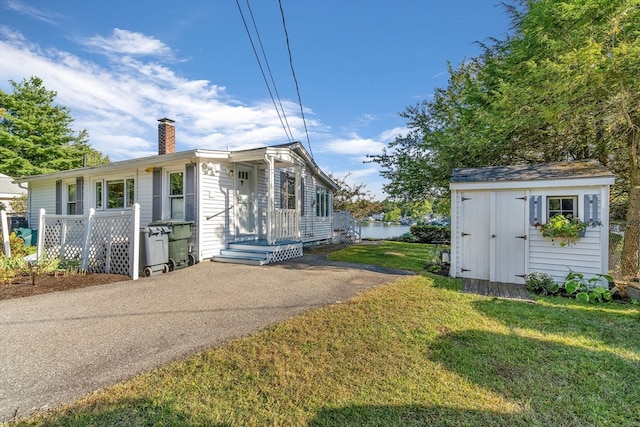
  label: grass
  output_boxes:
[8,242,640,426]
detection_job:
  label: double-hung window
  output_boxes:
[169,171,184,219]
[67,183,77,214]
[286,175,296,209]
[316,189,330,217]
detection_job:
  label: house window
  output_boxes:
[287,176,296,209]
[548,196,577,219]
[169,171,184,219]
[316,189,330,217]
[67,183,77,214]
[95,178,135,209]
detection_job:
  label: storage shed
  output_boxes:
[449,161,616,287]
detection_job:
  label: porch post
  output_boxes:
[295,166,301,239]
[266,155,275,245]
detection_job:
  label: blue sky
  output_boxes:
[0,0,511,199]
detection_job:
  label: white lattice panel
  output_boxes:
[267,243,303,263]
[39,206,139,278]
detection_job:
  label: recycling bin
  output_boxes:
[139,225,170,277]
[149,220,194,271]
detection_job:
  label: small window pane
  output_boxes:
[95,182,103,209]
[170,172,183,196]
[67,184,77,214]
[127,179,135,207]
[107,180,125,209]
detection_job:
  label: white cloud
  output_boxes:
[0,27,310,160]
[80,28,173,58]
[6,0,58,24]
[323,134,386,155]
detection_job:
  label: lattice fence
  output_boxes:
[38,205,140,279]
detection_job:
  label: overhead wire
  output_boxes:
[235,0,294,143]
[278,0,313,157]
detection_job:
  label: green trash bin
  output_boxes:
[149,220,194,271]
[16,227,37,247]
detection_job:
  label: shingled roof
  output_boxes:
[450,160,614,183]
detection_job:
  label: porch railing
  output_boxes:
[274,208,299,241]
[333,211,362,237]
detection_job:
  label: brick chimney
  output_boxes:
[158,118,175,155]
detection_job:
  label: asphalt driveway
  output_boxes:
[0,253,411,422]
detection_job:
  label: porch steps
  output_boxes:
[211,240,303,266]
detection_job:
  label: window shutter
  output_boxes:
[55,180,62,214]
[75,177,84,215]
[184,164,196,221]
[584,194,600,223]
[152,167,162,221]
[279,171,288,209]
[529,195,542,225]
[300,178,305,216]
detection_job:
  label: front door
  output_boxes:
[460,191,491,280]
[236,166,255,236]
[492,191,527,284]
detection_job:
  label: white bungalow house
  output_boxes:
[449,161,616,287]
[15,119,339,268]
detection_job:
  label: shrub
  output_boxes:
[409,225,450,244]
[525,272,556,295]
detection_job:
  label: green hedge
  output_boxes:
[410,225,451,244]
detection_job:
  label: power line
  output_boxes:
[235,0,294,143]
[245,0,295,143]
[278,0,313,157]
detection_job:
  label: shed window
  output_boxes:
[547,196,577,219]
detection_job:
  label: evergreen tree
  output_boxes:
[0,76,109,177]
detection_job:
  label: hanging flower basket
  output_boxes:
[535,215,594,247]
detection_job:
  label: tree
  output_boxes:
[369,0,639,277]
[0,77,109,177]
[329,173,383,219]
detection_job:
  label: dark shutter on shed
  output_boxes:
[529,195,542,225]
[184,163,196,221]
[584,194,600,223]
[75,177,84,215]
[152,167,163,221]
[55,180,62,214]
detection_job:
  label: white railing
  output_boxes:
[37,204,140,279]
[274,208,299,241]
[333,211,362,237]
[1,210,10,257]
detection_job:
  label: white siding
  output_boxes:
[27,181,56,228]
[198,161,234,259]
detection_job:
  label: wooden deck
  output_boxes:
[462,278,534,301]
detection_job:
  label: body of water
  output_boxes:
[359,222,411,240]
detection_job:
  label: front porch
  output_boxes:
[212,239,303,266]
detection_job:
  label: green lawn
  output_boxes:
[10,242,640,426]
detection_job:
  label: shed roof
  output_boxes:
[450,160,614,183]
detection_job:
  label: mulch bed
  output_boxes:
[0,273,131,301]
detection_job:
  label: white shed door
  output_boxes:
[492,191,527,284]
[461,192,491,280]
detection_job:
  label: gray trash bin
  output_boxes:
[139,226,170,277]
